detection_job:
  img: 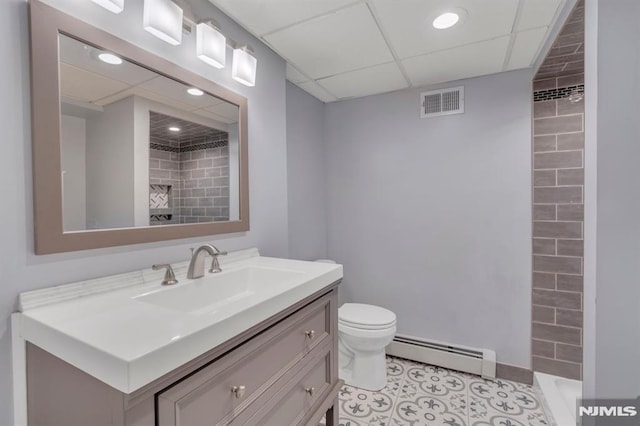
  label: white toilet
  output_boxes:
[314,259,396,391]
[338,303,396,391]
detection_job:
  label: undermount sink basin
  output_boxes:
[135,266,305,314]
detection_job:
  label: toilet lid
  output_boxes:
[339,303,396,328]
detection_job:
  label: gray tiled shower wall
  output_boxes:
[149,139,230,224]
[530,0,584,382]
[531,82,584,380]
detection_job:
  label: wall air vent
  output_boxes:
[420,86,465,118]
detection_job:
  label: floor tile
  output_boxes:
[338,356,549,426]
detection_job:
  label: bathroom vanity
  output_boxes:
[16,249,343,425]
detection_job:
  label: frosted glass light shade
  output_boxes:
[143,0,183,46]
[91,0,124,13]
[196,23,226,69]
[232,48,257,87]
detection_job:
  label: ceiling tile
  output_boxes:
[60,63,129,103]
[193,109,235,124]
[402,37,510,87]
[517,0,563,31]
[264,3,393,79]
[507,27,549,70]
[297,81,337,103]
[205,102,240,123]
[138,77,222,110]
[210,0,357,36]
[317,62,408,99]
[286,64,309,84]
[372,0,518,59]
[95,87,196,113]
[59,34,156,86]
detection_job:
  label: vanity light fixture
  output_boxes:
[91,0,124,14]
[168,126,181,132]
[143,0,183,46]
[187,87,204,96]
[232,46,257,87]
[433,12,460,29]
[196,22,226,69]
[98,52,123,65]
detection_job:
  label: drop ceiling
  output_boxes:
[208,0,567,102]
[58,34,238,125]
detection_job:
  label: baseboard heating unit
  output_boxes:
[386,335,496,379]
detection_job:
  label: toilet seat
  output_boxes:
[339,303,396,330]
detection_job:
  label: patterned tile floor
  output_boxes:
[337,357,549,426]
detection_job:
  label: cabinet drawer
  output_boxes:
[157,292,333,426]
[250,349,332,426]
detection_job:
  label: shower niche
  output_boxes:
[149,184,174,225]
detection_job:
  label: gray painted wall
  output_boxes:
[0,0,288,423]
[60,115,87,231]
[286,82,328,261]
[584,0,640,401]
[324,69,534,368]
[86,96,136,229]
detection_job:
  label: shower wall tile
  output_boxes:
[533,114,583,135]
[557,239,583,256]
[534,150,582,169]
[533,238,556,255]
[533,186,582,204]
[533,272,556,289]
[556,309,583,328]
[557,274,583,292]
[532,323,581,345]
[534,135,556,152]
[534,170,556,186]
[531,1,584,380]
[533,255,582,275]
[533,221,582,239]
[556,204,584,221]
[557,169,584,185]
[532,339,555,358]
[533,205,556,220]
[533,306,555,323]
[532,289,581,310]
[556,344,583,363]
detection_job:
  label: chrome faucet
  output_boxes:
[187,244,228,279]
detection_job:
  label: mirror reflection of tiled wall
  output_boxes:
[149,112,230,225]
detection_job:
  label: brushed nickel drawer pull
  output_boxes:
[304,330,315,339]
[231,385,246,399]
[304,387,315,396]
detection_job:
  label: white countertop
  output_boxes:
[17,249,343,394]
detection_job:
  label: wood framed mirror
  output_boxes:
[29,0,249,254]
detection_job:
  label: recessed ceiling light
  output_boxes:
[433,12,460,29]
[98,52,123,65]
[187,88,204,96]
[168,126,181,132]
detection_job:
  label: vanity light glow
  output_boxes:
[91,0,124,14]
[232,47,257,87]
[196,23,226,69]
[143,0,183,46]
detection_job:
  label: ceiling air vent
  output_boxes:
[420,86,464,118]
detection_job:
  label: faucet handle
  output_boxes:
[208,249,227,274]
[152,264,179,286]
